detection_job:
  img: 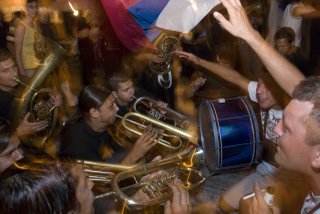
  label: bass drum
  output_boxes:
[198,96,261,173]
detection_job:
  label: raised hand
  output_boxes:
[174,50,200,65]
[213,0,257,41]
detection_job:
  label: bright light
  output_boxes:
[68,1,78,16]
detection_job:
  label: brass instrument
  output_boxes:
[117,112,196,151]
[110,145,205,210]
[10,42,67,148]
[13,145,205,209]
[76,160,138,184]
[149,33,180,89]
[133,96,190,129]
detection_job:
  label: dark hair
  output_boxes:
[274,27,295,44]
[0,48,13,63]
[26,0,38,4]
[292,76,320,145]
[0,163,76,214]
[215,42,237,68]
[78,85,111,116]
[106,72,132,91]
[0,119,12,154]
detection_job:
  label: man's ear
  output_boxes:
[311,146,320,169]
[89,108,99,118]
[112,91,118,98]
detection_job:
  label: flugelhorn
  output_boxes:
[133,96,190,129]
[75,160,138,184]
[110,145,205,210]
[117,112,196,151]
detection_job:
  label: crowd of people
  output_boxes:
[0,0,320,213]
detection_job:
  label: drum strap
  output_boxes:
[261,110,279,168]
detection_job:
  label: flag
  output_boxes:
[101,0,219,51]
[156,0,220,33]
[101,0,168,52]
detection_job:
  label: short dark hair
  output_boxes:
[0,48,13,63]
[274,27,295,44]
[215,42,237,67]
[0,163,76,214]
[78,85,111,116]
[292,76,320,145]
[26,0,38,4]
[0,119,12,154]
[107,72,132,91]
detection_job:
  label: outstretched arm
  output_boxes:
[175,50,249,92]
[213,0,305,96]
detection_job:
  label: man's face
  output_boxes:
[0,135,23,172]
[0,58,19,91]
[274,100,314,173]
[96,94,119,125]
[114,80,135,106]
[256,79,277,110]
[275,38,292,56]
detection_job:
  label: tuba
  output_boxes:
[10,42,67,149]
[149,33,181,89]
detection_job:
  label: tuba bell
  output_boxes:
[10,42,67,149]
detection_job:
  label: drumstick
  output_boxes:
[242,189,266,200]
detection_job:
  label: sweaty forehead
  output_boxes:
[285,100,314,122]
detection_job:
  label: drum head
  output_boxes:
[198,97,261,173]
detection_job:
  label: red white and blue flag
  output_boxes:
[101,0,220,52]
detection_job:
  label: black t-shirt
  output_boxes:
[59,119,127,162]
[0,90,15,120]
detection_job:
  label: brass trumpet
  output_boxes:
[117,112,196,151]
[133,96,190,129]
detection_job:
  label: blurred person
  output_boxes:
[107,71,167,117]
[175,50,287,213]
[182,42,240,104]
[0,163,93,214]
[0,11,9,49]
[274,27,310,76]
[59,85,157,164]
[0,119,23,173]
[6,11,24,55]
[0,48,49,139]
[280,0,319,47]
[15,0,45,78]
